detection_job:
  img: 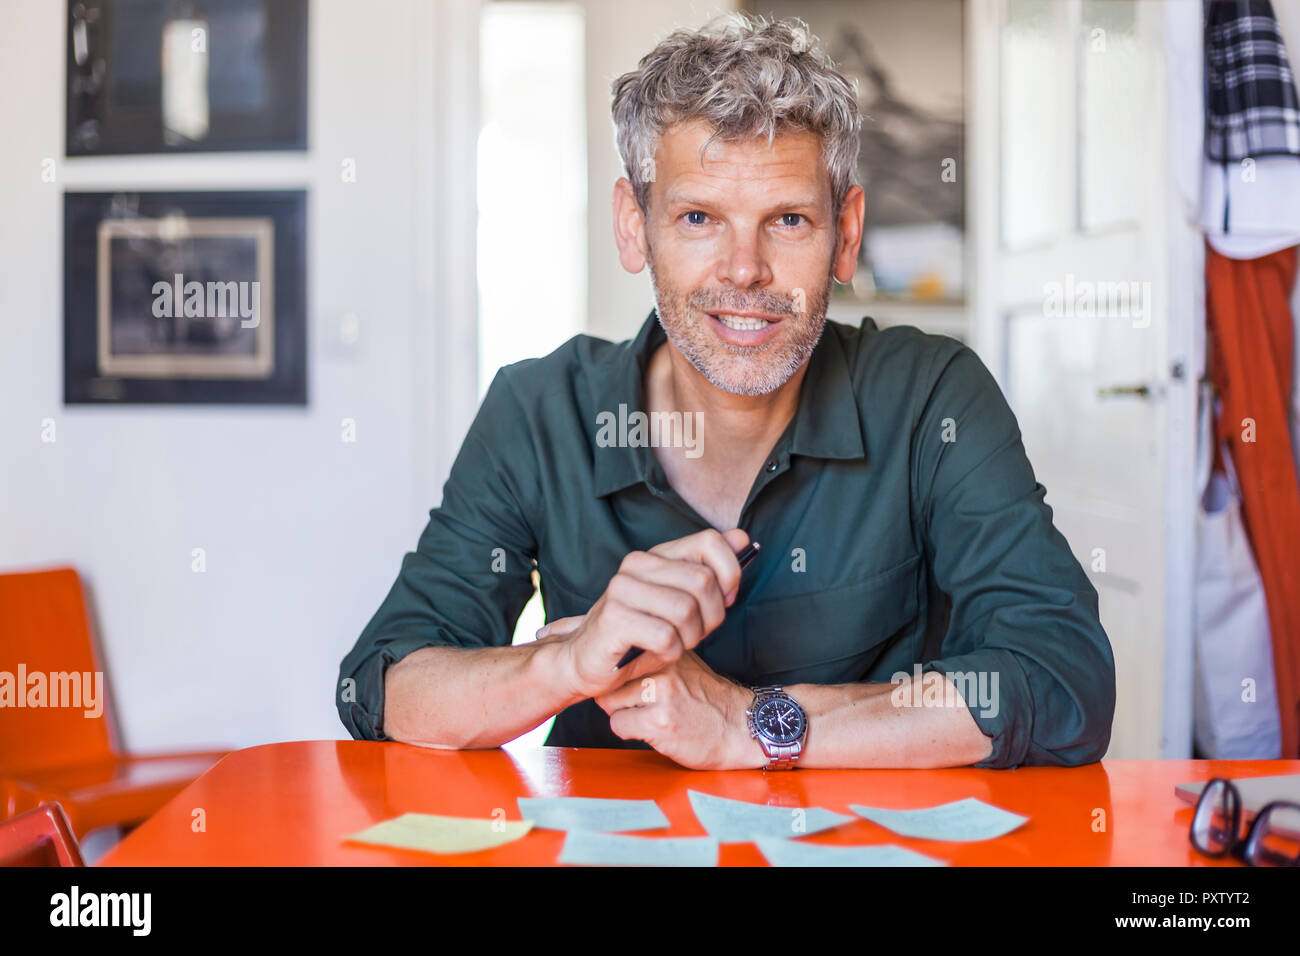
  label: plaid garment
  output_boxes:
[1205,0,1300,161]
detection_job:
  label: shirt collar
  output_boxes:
[590,309,866,499]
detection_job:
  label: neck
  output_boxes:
[646,342,808,465]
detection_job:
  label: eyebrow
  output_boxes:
[664,194,823,213]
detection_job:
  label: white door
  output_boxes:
[969,0,1199,758]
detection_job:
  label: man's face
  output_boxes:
[640,120,839,396]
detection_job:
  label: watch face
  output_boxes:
[753,695,805,745]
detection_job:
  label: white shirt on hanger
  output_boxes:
[1198,1,1300,259]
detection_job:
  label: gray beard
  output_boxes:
[646,256,833,396]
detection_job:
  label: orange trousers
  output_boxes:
[1206,241,1300,758]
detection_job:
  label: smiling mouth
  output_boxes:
[709,312,783,331]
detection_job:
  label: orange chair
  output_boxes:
[0,801,85,866]
[0,566,227,839]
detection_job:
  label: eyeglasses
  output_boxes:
[1189,777,1300,866]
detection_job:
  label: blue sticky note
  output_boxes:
[849,797,1028,841]
[559,831,719,867]
[687,790,855,843]
[755,837,946,867]
[516,796,669,832]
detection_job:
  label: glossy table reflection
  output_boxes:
[94,742,1300,866]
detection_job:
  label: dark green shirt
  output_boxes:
[337,310,1115,768]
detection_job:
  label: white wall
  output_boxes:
[0,0,456,753]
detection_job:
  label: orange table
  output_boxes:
[95,741,1300,866]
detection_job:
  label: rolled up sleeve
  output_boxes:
[337,368,540,740]
[913,346,1117,769]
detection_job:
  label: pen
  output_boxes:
[614,541,761,670]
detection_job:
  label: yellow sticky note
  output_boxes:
[345,813,534,855]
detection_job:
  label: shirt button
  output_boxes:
[765,459,778,473]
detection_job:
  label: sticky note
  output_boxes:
[687,790,855,843]
[755,837,946,867]
[559,831,719,867]
[849,797,1028,841]
[516,796,669,832]
[345,813,533,855]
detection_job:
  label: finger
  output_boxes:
[720,527,750,554]
[649,528,749,605]
[608,706,653,743]
[604,637,678,687]
[616,551,726,638]
[604,573,705,651]
[595,672,660,714]
[594,601,686,671]
[536,614,585,640]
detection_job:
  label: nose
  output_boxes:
[714,225,773,290]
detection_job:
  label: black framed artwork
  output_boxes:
[66,0,308,156]
[64,190,307,404]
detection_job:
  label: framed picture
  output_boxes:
[64,190,307,404]
[747,0,966,304]
[66,0,308,156]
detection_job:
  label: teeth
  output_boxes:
[715,314,770,331]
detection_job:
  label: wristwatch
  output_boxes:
[745,685,807,770]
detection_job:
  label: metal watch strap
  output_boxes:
[761,743,801,770]
[750,685,803,770]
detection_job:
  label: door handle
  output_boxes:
[1096,383,1159,399]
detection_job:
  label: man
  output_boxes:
[337,14,1115,771]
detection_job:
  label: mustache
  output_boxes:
[687,290,800,315]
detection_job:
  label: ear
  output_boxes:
[832,184,865,284]
[613,177,649,274]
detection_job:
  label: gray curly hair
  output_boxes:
[611,12,862,215]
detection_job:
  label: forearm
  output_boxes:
[787,670,994,768]
[382,635,582,749]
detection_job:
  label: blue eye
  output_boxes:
[684,210,707,225]
[780,213,804,227]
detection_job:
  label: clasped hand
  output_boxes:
[536,528,765,770]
